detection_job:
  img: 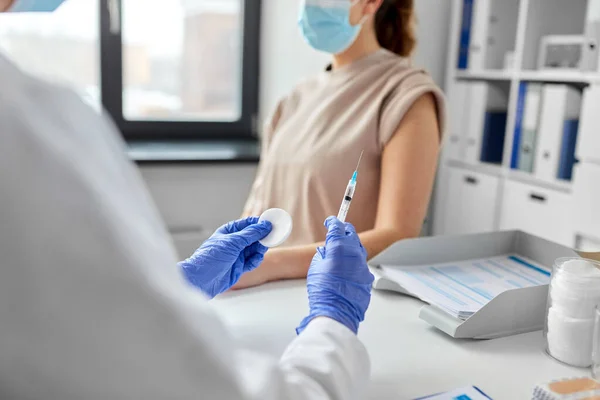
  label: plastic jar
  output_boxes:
[544,257,600,367]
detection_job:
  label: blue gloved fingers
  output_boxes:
[243,241,269,262]
[309,247,325,268]
[299,219,374,335]
[244,252,267,273]
[343,222,362,246]
[344,222,357,236]
[324,216,345,232]
[231,220,272,247]
[316,246,326,259]
[343,222,367,258]
[324,216,346,246]
[217,216,261,235]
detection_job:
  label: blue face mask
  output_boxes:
[298,0,364,54]
[9,0,67,12]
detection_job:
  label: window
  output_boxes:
[0,0,261,141]
[121,1,242,121]
[102,0,260,140]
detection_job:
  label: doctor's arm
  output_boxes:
[235,92,441,288]
[96,218,372,400]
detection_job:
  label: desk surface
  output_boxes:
[212,280,583,400]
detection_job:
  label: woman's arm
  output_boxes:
[234,92,441,289]
[0,0,14,11]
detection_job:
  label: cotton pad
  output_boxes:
[258,208,293,248]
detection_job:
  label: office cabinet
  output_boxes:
[442,167,500,235]
[499,180,574,247]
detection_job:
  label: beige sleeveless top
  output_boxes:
[244,49,446,246]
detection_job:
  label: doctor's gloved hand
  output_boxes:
[178,217,272,299]
[297,217,374,335]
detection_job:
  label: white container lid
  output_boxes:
[553,259,600,292]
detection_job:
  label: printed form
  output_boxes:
[381,255,551,320]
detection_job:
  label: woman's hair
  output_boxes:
[374,0,416,57]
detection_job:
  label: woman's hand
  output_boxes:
[179,217,272,298]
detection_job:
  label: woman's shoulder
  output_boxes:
[372,51,447,145]
[275,73,328,115]
[289,72,329,96]
[376,50,440,89]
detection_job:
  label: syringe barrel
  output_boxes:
[344,180,356,199]
[337,200,350,222]
[337,180,356,222]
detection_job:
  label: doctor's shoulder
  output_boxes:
[0,55,87,123]
[0,55,75,137]
[0,54,128,160]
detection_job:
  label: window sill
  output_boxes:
[127,140,260,164]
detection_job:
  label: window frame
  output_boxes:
[99,0,261,141]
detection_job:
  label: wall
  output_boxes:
[140,164,257,258]
[259,0,453,123]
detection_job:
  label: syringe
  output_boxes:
[337,151,364,223]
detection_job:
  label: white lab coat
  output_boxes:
[0,54,370,400]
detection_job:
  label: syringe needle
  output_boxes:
[355,150,364,172]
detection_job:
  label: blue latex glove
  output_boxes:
[179,217,272,299]
[297,217,374,335]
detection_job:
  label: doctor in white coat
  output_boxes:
[0,1,376,399]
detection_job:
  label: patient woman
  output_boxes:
[236,0,446,288]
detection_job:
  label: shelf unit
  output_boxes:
[455,70,514,81]
[517,71,590,85]
[433,0,598,248]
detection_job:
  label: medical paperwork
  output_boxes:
[381,255,551,320]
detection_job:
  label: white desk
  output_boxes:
[212,280,584,400]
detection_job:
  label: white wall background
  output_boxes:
[259,0,453,123]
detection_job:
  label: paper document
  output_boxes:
[414,385,492,399]
[381,255,551,320]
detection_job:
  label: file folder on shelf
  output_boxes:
[469,0,490,70]
[465,83,488,163]
[480,111,507,164]
[576,85,600,164]
[511,82,528,169]
[465,83,508,164]
[519,84,542,172]
[458,0,490,70]
[446,82,470,160]
[557,120,579,181]
[457,0,518,70]
[457,0,475,69]
[370,231,578,339]
[535,85,581,182]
